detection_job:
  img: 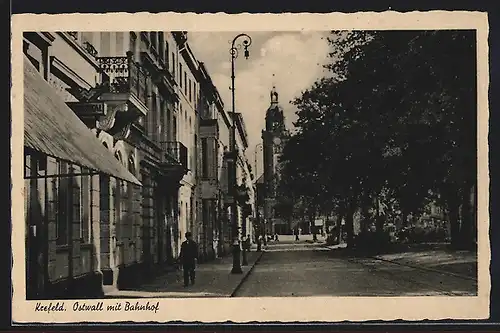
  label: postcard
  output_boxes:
[11,11,490,323]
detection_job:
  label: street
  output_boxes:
[233,236,477,297]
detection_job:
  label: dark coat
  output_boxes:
[179,240,198,266]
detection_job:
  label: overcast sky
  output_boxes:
[188,31,331,162]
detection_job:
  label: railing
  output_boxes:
[82,41,98,57]
[68,31,79,41]
[66,32,98,58]
[160,141,188,170]
[97,56,150,107]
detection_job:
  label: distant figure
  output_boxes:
[257,234,263,251]
[274,233,279,241]
[179,232,198,287]
[295,230,300,241]
[245,234,252,252]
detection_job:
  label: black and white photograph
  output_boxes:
[11,12,490,323]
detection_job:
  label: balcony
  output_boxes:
[159,141,189,181]
[140,51,178,100]
[81,53,151,140]
[97,54,149,108]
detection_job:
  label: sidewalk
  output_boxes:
[104,250,264,299]
[324,242,477,281]
[371,246,478,281]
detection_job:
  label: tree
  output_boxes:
[279,30,477,249]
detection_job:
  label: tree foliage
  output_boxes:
[279,30,477,249]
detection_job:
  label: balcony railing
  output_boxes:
[160,141,188,170]
[97,55,150,107]
[82,41,98,58]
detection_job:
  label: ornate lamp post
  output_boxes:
[229,33,252,274]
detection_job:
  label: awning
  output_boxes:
[23,56,141,186]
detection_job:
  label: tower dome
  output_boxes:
[270,86,279,104]
[265,85,285,132]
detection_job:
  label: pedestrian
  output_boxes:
[179,231,198,287]
[257,234,262,252]
[245,234,251,252]
[295,230,300,241]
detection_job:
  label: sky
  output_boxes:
[188,31,331,172]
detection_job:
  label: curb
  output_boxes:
[230,251,265,297]
[370,256,478,283]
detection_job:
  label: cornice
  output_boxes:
[57,32,101,71]
[50,56,93,90]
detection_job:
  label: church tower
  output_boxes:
[261,85,287,235]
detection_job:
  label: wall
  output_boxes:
[50,33,100,87]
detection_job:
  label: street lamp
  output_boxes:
[230,33,252,274]
[253,142,266,247]
[254,143,263,179]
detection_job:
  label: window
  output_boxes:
[171,52,175,76]
[188,79,192,102]
[150,32,158,50]
[159,99,166,143]
[173,116,177,141]
[194,87,197,109]
[166,106,172,141]
[114,152,123,241]
[149,92,158,143]
[128,156,136,176]
[80,168,91,243]
[164,41,169,70]
[158,32,164,62]
[202,200,209,228]
[201,138,208,178]
[194,134,198,177]
[179,64,183,87]
[184,72,188,95]
[130,32,137,55]
[56,162,71,246]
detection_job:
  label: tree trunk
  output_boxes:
[442,184,461,248]
[401,210,408,229]
[337,202,346,244]
[345,201,356,248]
[361,200,371,232]
[375,197,384,234]
[459,182,474,250]
[448,201,461,248]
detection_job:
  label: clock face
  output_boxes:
[273,137,281,145]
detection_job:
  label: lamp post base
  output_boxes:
[242,248,248,266]
[231,243,243,274]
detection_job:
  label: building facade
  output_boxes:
[261,87,288,235]
[232,113,256,244]
[23,31,147,299]
[22,30,257,300]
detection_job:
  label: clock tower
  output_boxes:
[261,86,287,235]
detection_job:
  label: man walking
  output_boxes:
[179,232,198,287]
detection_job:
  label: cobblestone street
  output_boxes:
[233,238,477,297]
